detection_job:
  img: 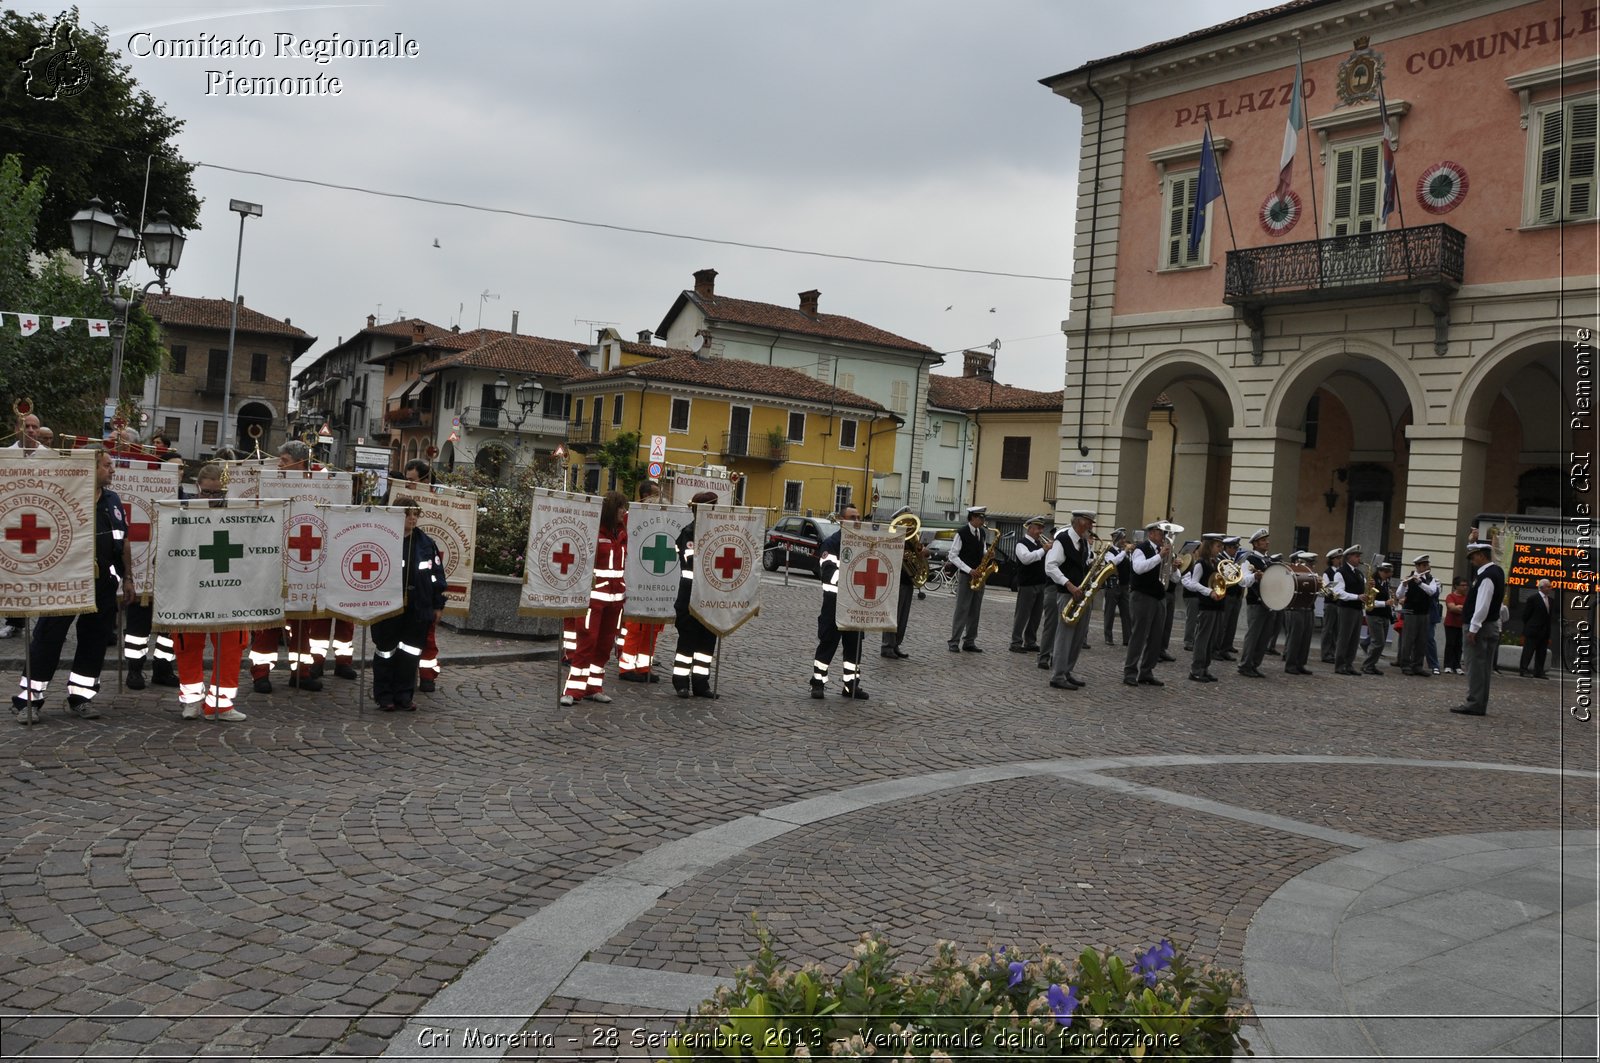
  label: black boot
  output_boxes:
[151,661,179,688]
[126,663,146,690]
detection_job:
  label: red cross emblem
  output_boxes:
[5,512,52,554]
[852,557,889,600]
[287,524,323,562]
[352,552,381,580]
[91,322,106,334]
[713,546,743,580]
[551,542,576,574]
[120,504,152,544]
[22,318,36,330]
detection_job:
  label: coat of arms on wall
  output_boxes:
[1335,36,1385,107]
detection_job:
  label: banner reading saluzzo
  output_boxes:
[151,499,288,632]
[0,452,96,617]
[622,502,692,621]
[110,458,183,603]
[256,469,355,617]
[519,489,602,618]
[317,504,406,624]
[409,484,478,616]
[835,521,904,633]
[689,504,766,636]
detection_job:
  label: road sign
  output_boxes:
[648,461,663,479]
[649,435,667,463]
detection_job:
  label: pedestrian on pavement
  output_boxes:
[811,503,868,700]
[671,491,721,698]
[173,464,251,721]
[13,449,135,724]
[248,441,325,694]
[879,504,923,661]
[372,496,447,712]
[1009,515,1051,654]
[1518,578,1554,678]
[1443,575,1468,673]
[398,459,443,692]
[618,480,666,682]
[562,491,628,706]
[947,505,990,652]
[1451,540,1506,716]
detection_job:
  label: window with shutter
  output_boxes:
[1163,173,1205,268]
[1330,142,1382,235]
[1000,436,1031,480]
[1529,100,1596,224]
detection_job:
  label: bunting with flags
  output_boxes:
[0,312,112,337]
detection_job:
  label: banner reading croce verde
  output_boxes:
[151,499,288,632]
[622,502,692,622]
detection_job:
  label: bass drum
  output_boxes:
[1261,562,1320,610]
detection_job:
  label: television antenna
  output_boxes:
[478,290,500,329]
[574,317,619,342]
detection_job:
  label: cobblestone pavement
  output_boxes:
[1,577,1593,1059]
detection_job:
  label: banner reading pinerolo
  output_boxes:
[111,458,183,604]
[0,451,96,617]
[256,469,355,617]
[836,520,904,633]
[689,504,766,636]
[151,499,288,632]
[317,504,406,625]
[407,484,478,617]
[519,489,602,619]
[622,502,692,621]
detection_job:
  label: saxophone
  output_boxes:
[1062,539,1114,626]
[1361,564,1379,610]
[969,529,1001,589]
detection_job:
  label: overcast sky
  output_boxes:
[28,0,1262,386]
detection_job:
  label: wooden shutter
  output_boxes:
[1536,106,1565,222]
[1166,174,1200,267]
[1567,100,1598,220]
[1331,143,1382,235]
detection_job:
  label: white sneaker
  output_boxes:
[559,695,575,706]
[1432,668,1441,675]
[589,693,612,703]
[212,709,247,721]
[181,704,201,719]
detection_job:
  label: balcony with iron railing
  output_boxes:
[564,420,622,452]
[1225,223,1466,356]
[197,375,228,398]
[460,406,568,436]
[721,432,789,465]
[383,403,432,430]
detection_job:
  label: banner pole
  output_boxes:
[358,622,368,716]
[712,635,721,700]
[114,601,124,697]
[21,618,33,721]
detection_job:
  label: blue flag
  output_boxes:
[1188,127,1223,256]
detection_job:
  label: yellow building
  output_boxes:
[561,348,900,518]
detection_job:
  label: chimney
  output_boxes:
[798,289,820,317]
[236,295,244,306]
[367,314,376,328]
[451,324,460,333]
[693,268,717,299]
[636,329,653,345]
[411,321,426,343]
[511,311,519,336]
[962,349,995,380]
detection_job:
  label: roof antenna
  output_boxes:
[478,290,500,329]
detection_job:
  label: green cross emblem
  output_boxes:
[197,529,245,573]
[642,534,676,575]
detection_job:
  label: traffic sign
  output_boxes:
[649,435,667,463]
[648,461,663,478]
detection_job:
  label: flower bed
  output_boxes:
[667,928,1248,1059]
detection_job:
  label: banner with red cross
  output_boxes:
[689,504,766,636]
[0,451,97,617]
[407,484,478,617]
[622,502,692,621]
[519,488,602,619]
[151,499,288,632]
[110,458,183,604]
[835,520,905,633]
[255,469,356,617]
[316,504,406,625]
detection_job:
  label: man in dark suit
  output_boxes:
[1519,578,1554,678]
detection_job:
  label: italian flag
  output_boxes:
[1277,50,1306,197]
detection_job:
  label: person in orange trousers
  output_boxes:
[173,465,252,720]
[616,479,661,683]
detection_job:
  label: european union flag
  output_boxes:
[1188,128,1223,256]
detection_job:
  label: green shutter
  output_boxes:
[1537,107,1566,221]
[1567,100,1597,220]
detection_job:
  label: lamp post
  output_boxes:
[68,198,186,426]
[493,374,542,433]
[222,199,263,450]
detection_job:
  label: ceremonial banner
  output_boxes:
[836,520,904,633]
[689,504,765,636]
[224,460,273,499]
[152,499,288,632]
[317,504,406,624]
[0,451,96,617]
[667,469,734,506]
[519,489,602,618]
[408,484,478,616]
[622,502,692,621]
[111,458,183,603]
[256,469,356,617]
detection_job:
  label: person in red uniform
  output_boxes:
[616,480,663,683]
[562,491,629,706]
[248,441,324,693]
[173,464,252,721]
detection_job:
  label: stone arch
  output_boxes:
[1448,325,1565,430]
[1263,337,1426,433]
[235,401,275,453]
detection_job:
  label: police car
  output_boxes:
[762,516,840,578]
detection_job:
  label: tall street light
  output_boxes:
[223,199,263,450]
[68,198,187,425]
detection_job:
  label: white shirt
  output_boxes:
[1130,539,1164,575]
[1044,529,1088,589]
[1468,561,1498,633]
[1181,559,1212,596]
[1014,535,1047,567]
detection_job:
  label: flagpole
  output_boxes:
[1378,72,1414,280]
[1205,120,1240,253]
[1299,44,1322,243]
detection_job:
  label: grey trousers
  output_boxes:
[1011,583,1048,649]
[1363,616,1390,670]
[881,581,914,655]
[1333,606,1363,670]
[1124,592,1167,680]
[950,579,984,647]
[1221,591,1244,651]
[1037,586,1060,665]
[1320,603,1338,661]
[1190,610,1220,676]
[1281,609,1313,670]
[1464,622,1500,712]
[1398,609,1429,672]
[1240,601,1277,670]
[1161,585,1178,651]
[1183,594,1198,649]
[1052,599,1091,683]
[1102,582,1130,644]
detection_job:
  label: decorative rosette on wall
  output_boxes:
[1259,189,1302,236]
[1416,161,1468,214]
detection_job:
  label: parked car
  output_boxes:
[924,528,957,565]
[763,516,840,577]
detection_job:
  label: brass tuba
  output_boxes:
[1062,537,1115,626]
[891,512,927,588]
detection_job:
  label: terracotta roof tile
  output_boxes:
[420,334,595,378]
[1045,0,1328,81]
[147,294,315,351]
[674,291,935,354]
[570,353,886,412]
[365,317,454,342]
[927,373,1063,413]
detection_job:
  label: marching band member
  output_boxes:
[248,441,323,694]
[1362,562,1397,675]
[1397,554,1440,676]
[1122,521,1171,687]
[1035,520,1061,670]
[618,480,665,682]
[13,449,135,724]
[879,504,923,660]
[1320,547,1343,663]
[1101,528,1132,648]
[1182,532,1226,683]
[1236,528,1273,679]
[947,505,990,653]
[173,464,251,721]
[1450,540,1506,716]
[1213,535,1243,661]
[562,491,628,706]
[1281,550,1319,676]
[1008,515,1051,654]
[372,497,448,712]
[811,503,868,700]
[671,491,720,698]
[1330,545,1367,676]
[1045,509,1097,690]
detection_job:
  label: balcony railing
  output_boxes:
[1224,223,1465,355]
[721,432,789,464]
[564,420,618,452]
[1043,469,1058,505]
[460,406,567,436]
[197,375,228,398]
[383,404,432,430]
